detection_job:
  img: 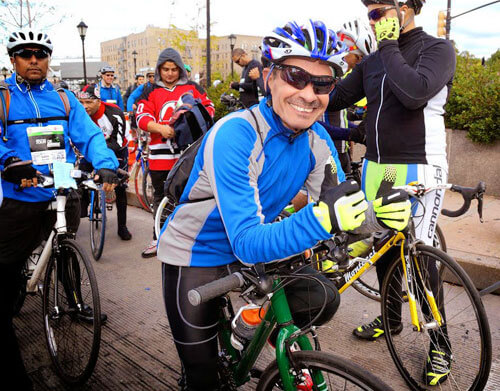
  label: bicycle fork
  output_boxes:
[400,240,442,332]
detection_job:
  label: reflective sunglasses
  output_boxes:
[367,6,396,21]
[275,64,338,95]
[12,48,50,59]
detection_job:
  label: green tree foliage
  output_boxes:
[206,73,240,122]
[445,50,500,144]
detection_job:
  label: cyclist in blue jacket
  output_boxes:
[97,65,124,110]
[0,29,118,390]
[157,20,411,391]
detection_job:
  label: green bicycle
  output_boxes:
[188,259,393,391]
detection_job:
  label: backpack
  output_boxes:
[0,80,71,141]
[164,107,263,205]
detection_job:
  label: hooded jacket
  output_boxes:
[136,48,214,171]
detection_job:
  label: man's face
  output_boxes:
[267,57,332,132]
[146,73,155,83]
[10,46,50,84]
[160,61,180,86]
[102,72,115,86]
[79,98,101,116]
[137,76,145,85]
[232,53,247,67]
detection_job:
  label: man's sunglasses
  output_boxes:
[275,64,338,95]
[12,48,50,59]
[367,6,396,21]
[147,74,155,78]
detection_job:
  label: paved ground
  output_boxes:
[15,203,500,390]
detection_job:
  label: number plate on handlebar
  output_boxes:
[53,162,77,189]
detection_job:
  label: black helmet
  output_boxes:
[361,0,425,15]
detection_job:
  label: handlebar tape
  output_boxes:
[188,272,245,306]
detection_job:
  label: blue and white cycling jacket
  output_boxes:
[0,74,118,203]
[98,81,124,111]
[158,98,345,267]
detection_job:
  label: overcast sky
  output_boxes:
[1,0,499,68]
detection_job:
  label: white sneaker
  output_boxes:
[141,240,158,258]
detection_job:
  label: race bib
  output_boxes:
[27,125,66,165]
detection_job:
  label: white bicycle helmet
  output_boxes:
[262,20,348,78]
[100,65,115,74]
[6,29,53,56]
[338,19,377,57]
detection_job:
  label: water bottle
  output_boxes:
[230,304,265,351]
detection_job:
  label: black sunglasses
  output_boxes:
[367,6,396,21]
[12,48,50,59]
[275,64,338,95]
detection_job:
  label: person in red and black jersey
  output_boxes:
[77,85,132,240]
[136,48,214,258]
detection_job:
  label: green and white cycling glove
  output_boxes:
[375,17,400,43]
[373,189,411,231]
[313,180,368,234]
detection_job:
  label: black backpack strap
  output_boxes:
[0,81,11,141]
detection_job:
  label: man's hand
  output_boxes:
[95,168,118,192]
[373,189,411,231]
[248,67,260,80]
[375,17,400,43]
[160,124,175,139]
[2,157,38,188]
[230,81,239,90]
[348,122,366,145]
[313,180,368,234]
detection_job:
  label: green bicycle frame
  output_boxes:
[220,277,327,390]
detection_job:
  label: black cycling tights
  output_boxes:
[162,263,340,391]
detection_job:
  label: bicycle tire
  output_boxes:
[154,195,176,239]
[352,224,447,302]
[142,167,154,213]
[89,189,106,261]
[133,162,152,212]
[42,238,101,385]
[381,244,492,391]
[257,350,392,391]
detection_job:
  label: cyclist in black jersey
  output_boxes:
[328,1,456,385]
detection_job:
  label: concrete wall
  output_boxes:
[446,129,500,197]
[352,129,500,197]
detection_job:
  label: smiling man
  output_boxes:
[156,20,411,390]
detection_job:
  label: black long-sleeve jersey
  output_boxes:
[329,27,456,167]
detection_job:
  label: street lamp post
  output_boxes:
[76,21,88,85]
[1,67,8,80]
[132,50,138,76]
[228,34,236,78]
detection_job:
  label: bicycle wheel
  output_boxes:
[257,350,391,391]
[133,163,152,212]
[352,224,447,303]
[154,196,176,239]
[89,189,106,261]
[381,244,491,391]
[42,239,101,385]
[142,167,154,213]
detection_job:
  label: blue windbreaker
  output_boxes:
[98,81,124,111]
[157,98,345,267]
[0,74,118,202]
[126,83,146,112]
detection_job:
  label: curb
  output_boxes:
[447,249,500,295]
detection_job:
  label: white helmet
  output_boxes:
[6,29,53,56]
[100,65,115,74]
[262,20,348,78]
[337,19,377,57]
